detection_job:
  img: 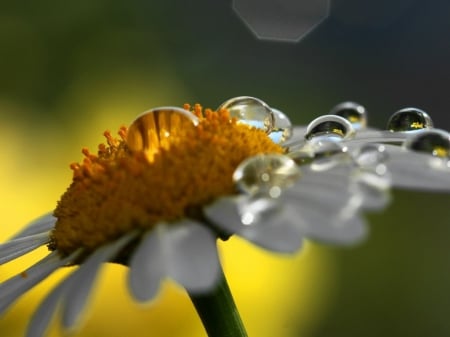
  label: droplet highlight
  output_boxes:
[233,154,300,197]
[269,108,293,143]
[126,107,199,161]
[387,107,433,132]
[305,115,355,141]
[403,129,450,158]
[330,101,367,129]
[218,96,274,133]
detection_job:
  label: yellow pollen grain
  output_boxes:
[51,105,284,256]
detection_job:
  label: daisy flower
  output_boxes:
[1,96,449,337]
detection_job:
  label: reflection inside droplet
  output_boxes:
[269,108,293,143]
[330,101,368,129]
[403,129,450,158]
[387,107,433,132]
[305,115,355,141]
[217,96,274,133]
[233,154,300,197]
[126,107,199,161]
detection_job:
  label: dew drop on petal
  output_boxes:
[305,115,355,141]
[233,154,300,197]
[217,96,274,133]
[330,101,368,130]
[387,107,433,132]
[354,144,388,170]
[239,197,281,226]
[403,129,450,158]
[309,139,349,171]
[126,107,199,160]
[269,108,293,143]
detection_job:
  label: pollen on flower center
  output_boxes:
[50,104,284,256]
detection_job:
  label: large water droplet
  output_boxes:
[269,108,293,143]
[126,107,199,160]
[233,154,300,198]
[387,107,433,132]
[403,129,450,158]
[330,101,368,129]
[217,96,274,133]
[305,115,355,141]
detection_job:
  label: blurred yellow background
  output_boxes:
[1,1,450,337]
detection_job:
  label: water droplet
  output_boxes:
[218,96,274,133]
[403,129,450,158]
[354,144,388,170]
[126,107,199,160]
[239,197,281,226]
[330,101,368,129]
[269,108,293,143]
[233,154,300,197]
[305,115,355,141]
[387,107,433,132]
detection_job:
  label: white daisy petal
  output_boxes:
[26,277,71,337]
[0,232,50,265]
[62,232,138,329]
[205,196,302,253]
[0,250,81,315]
[128,226,166,302]
[383,146,450,191]
[165,220,220,294]
[12,212,56,240]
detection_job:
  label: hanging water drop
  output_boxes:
[217,96,274,133]
[304,115,355,141]
[387,107,433,132]
[233,154,300,197]
[269,108,293,143]
[330,101,368,129]
[403,129,450,158]
[126,107,199,161]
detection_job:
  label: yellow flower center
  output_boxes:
[50,104,284,256]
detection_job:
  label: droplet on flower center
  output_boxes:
[305,115,355,141]
[330,101,367,129]
[217,96,274,133]
[387,107,433,132]
[126,107,199,161]
[403,129,450,158]
[269,108,293,144]
[233,154,300,198]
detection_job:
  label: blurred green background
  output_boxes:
[0,1,449,336]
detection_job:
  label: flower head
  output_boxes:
[1,97,450,337]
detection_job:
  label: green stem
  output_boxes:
[189,268,248,337]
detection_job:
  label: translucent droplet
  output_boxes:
[288,139,348,170]
[126,107,199,161]
[387,107,433,132]
[218,96,274,133]
[403,129,450,158]
[269,108,293,143]
[233,154,301,197]
[239,197,280,226]
[354,144,388,170]
[330,101,368,129]
[305,115,355,141]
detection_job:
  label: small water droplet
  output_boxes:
[305,115,355,141]
[403,129,450,158]
[288,139,349,170]
[269,108,293,143]
[126,107,199,160]
[233,154,300,197]
[218,96,274,133]
[330,101,368,129]
[239,197,281,226]
[354,144,388,169]
[387,107,433,132]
